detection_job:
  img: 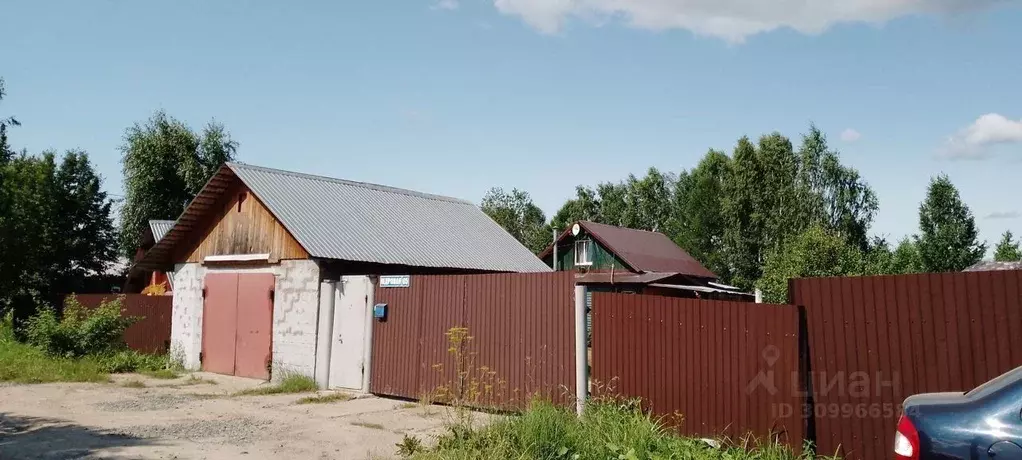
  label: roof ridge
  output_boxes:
[227,162,473,205]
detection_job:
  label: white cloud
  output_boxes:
[840,128,862,143]
[985,211,1021,220]
[941,113,1022,160]
[492,0,1000,42]
[432,0,459,11]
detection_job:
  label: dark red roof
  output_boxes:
[540,221,717,279]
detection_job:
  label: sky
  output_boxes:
[3,0,1021,250]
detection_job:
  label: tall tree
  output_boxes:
[721,136,764,289]
[481,187,550,254]
[915,175,985,272]
[119,111,237,257]
[50,151,118,293]
[673,150,729,280]
[994,230,1021,262]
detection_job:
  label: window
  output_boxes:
[574,239,593,266]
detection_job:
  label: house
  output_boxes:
[133,162,549,389]
[125,220,176,294]
[539,221,750,300]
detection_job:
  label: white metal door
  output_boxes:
[329,276,369,390]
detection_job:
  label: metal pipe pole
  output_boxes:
[574,284,588,415]
[315,280,337,389]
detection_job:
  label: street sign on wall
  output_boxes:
[379,275,410,288]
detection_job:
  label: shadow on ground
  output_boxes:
[0,413,157,459]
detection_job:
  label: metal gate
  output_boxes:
[202,273,275,380]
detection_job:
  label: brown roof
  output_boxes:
[539,221,717,279]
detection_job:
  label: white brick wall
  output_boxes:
[169,260,321,380]
[271,260,321,380]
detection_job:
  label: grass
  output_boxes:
[121,378,146,388]
[398,402,419,410]
[296,392,353,405]
[233,374,318,396]
[404,399,838,460]
[0,319,181,384]
[140,368,181,379]
[0,322,109,384]
[351,421,388,431]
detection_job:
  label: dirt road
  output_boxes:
[0,372,453,459]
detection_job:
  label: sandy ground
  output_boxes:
[0,372,461,460]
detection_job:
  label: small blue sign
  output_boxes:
[380,275,410,288]
[373,303,388,320]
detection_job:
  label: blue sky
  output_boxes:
[3,0,1021,249]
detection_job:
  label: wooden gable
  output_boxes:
[179,182,309,263]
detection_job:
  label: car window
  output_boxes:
[966,366,1022,400]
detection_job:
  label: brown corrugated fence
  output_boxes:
[591,293,804,442]
[790,270,1022,460]
[371,272,577,409]
[69,294,173,354]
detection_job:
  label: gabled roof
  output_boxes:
[137,163,550,273]
[148,220,175,244]
[539,221,716,279]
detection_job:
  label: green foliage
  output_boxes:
[757,226,868,304]
[0,83,118,327]
[889,238,923,274]
[674,150,730,281]
[0,315,109,383]
[916,175,985,272]
[96,349,173,374]
[408,399,834,460]
[119,111,237,257]
[234,372,318,396]
[25,296,136,358]
[396,434,426,457]
[481,187,550,254]
[295,392,353,404]
[994,230,1021,262]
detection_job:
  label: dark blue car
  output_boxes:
[896,366,1022,459]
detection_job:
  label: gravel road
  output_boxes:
[0,372,455,459]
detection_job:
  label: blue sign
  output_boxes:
[373,303,388,320]
[380,275,410,288]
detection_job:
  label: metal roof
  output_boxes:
[964,260,1022,272]
[148,220,175,244]
[539,221,717,279]
[138,163,550,273]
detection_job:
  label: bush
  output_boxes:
[1,315,109,383]
[97,349,173,374]
[25,296,136,358]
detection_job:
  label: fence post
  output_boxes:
[575,284,588,415]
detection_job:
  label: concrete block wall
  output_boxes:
[169,260,321,380]
[271,260,321,380]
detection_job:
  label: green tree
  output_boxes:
[721,136,764,289]
[50,151,118,293]
[550,186,601,232]
[757,225,867,303]
[119,111,237,257]
[481,187,550,254]
[915,175,985,272]
[673,150,729,280]
[993,230,1021,262]
[889,237,923,274]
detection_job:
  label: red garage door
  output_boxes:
[202,273,274,380]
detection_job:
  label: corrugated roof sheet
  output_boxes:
[964,260,1022,272]
[539,221,717,279]
[227,163,550,272]
[148,220,176,244]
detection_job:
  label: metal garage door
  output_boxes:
[202,273,274,380]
